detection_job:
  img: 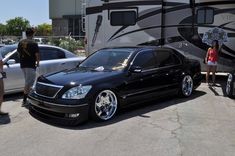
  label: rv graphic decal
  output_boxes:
[91,15,103,47]
[86,0,235,71]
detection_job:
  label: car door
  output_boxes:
[3,51,24,93]
[38,47,74,76]
[123,50,160,105]
[154,49,183,94]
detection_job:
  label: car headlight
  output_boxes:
[62,85,92,99]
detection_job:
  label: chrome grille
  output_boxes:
[35,82,63,98]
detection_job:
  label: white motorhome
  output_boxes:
[85,0,235,71]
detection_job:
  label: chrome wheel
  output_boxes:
[226,74,233,96]
[95,90,118,121]
[182,75,193,97]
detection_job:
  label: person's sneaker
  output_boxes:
[0,111,9,116]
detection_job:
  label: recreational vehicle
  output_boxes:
[85,0,235,72]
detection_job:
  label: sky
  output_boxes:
[0,0,51,26]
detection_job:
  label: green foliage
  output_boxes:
[0,24,7,35]
[58,37,84,53]
[6,17,30,36]
[36,23,52,36]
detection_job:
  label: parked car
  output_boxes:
[226,72,235,98]
[1,44,85,94]
[33,38,48,44]
[28,46,202,125]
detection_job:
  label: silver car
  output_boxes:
[1,44,85,94]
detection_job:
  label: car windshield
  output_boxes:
[0,46,16,58]
[80,49,132,71]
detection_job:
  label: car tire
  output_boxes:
[179,75,194,97]
[90,90,119,121]
[226,73,234,98]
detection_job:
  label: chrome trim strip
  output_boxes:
[37,82,63,88]
[142,64,181,73]
[28,95,88,107]
[35,82,63,99]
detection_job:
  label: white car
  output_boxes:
[0,44,85,94]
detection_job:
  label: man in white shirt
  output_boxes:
[0,52,8,116]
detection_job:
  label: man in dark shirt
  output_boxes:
[17,28,40,106]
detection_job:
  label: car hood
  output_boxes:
[38,68,122,86]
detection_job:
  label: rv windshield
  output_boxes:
[80,50,132,71]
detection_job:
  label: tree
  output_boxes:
[0,23,7,36]
[6,17,30,36]
[36,23,52,36]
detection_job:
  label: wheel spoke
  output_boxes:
[98,110,103,117]
[96,102,103,108]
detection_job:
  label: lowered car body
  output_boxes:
[28,46,202,125]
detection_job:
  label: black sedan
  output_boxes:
[28,47,202,125]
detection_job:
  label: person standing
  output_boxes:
[0,51,8,115]
[205,40,219,86]
[17,28,40,106]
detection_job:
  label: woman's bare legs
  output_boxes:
[206,65,212,84]
[212,66,217,85]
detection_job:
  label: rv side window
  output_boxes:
[197,8,214,24]
[111,11,136,26]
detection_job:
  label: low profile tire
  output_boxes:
[226,74,234,98]
[179,75,194,97]
[90,90,118,121]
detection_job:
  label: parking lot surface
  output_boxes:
[0,80,235,156]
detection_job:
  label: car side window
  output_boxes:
[9,52,20,63]
[132,51,156,70]
[155,50,181,67]
[40,48,65,61]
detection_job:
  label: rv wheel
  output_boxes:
[226,73,234,98]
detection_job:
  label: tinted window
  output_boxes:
[132,51,156,70]
[155,50,180,67]
[111,11,136,26]
[9,52,20,63]
[0,46,16,58]
[40,48,65,60]
[197,8,214,24]
[80,50,132,71]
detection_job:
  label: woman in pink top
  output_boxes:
[205,40,219,85]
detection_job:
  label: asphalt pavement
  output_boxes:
[0,79,235,156]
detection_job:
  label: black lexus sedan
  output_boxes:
[28,47,202,125]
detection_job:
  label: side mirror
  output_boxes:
[7,59,16,65]
[129,66,142,73]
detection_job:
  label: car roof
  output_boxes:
[101,46,173,53]
[2,44,62,49]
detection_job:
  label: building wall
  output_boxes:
[49,0,84,36]
[49,0,82,19]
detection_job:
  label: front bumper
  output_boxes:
[28,93,89,125]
